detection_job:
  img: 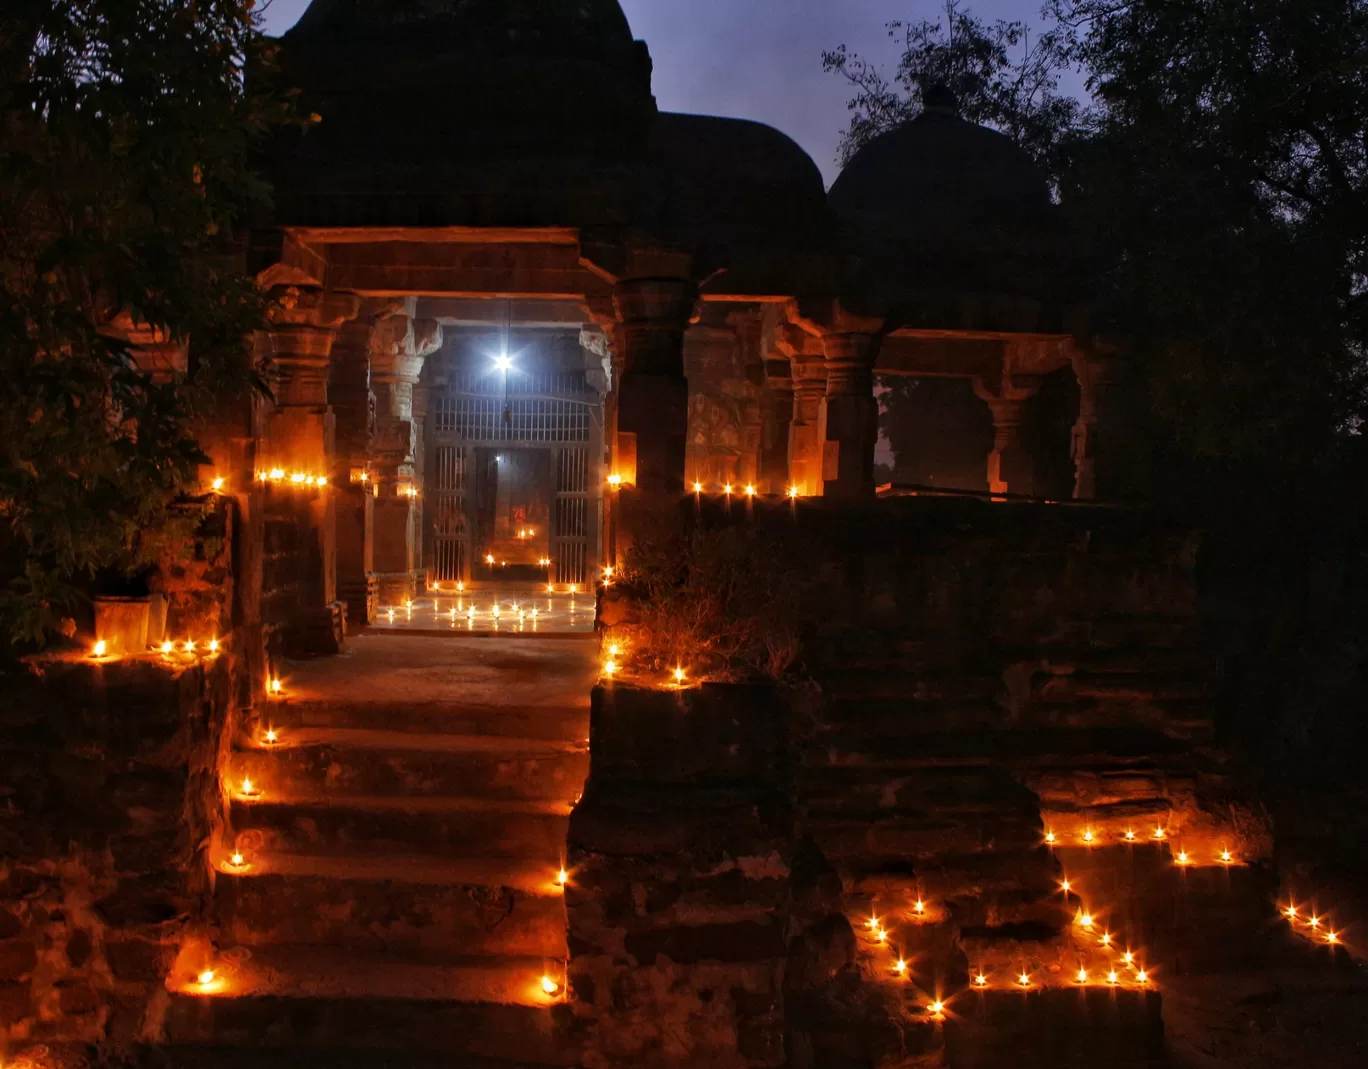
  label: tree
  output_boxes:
[0,1,292,646]
[822,0,1084,171]
[827,1,1368,507]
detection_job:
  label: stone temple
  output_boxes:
[2,3,1326,1069]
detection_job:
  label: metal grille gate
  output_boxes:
[553,447,589,585]
[427,366,598,585]
[432,445,467,583]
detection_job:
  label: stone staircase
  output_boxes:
[797,616,1227,1067]
[164,633,596,1067]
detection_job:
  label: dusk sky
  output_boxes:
[259,1,1050,186]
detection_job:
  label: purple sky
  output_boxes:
[259,1,1049,186]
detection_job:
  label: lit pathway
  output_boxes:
[165,631,598,1067]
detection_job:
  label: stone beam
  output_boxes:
[320,242,613,300]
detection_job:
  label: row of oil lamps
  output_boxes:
[1045,824,1239,866]
[607,472,806,501]
[89,637,223,660]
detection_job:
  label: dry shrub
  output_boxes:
[615,523,819,682]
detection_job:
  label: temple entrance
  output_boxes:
[423,325,603,589]
[477,448,553,580]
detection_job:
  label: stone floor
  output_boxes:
[368,584,596,636]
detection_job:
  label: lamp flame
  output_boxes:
[92,640,107,658]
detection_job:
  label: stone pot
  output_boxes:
[94,596,151,655]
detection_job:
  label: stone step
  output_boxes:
[814,698,1011,736]
[265,700,590,744]
[228,730,589,803]
[806,810,1044,863]
[820,669,1000,703]
[943,987,1165,1068]
[229,794,570,861]
[807,725,1190,768]
[172,945,565,1004]
[165,955,575,1064]
[799,764,1040,814]
[157,1047,565,1069]
[215,869,568,959]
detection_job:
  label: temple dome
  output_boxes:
[828,101,1073,310]
[268,0,657,228]
[288,0,636,55]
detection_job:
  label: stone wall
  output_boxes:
[0,655,230,1058]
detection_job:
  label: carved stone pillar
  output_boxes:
[261,286,360,655]
[370,316,443,607]
[613,278,697,498]
[974,375,1045,497]
[759,382,794,495]
[820,332,880,501]
[1072,352,1129,501]
[788,361,826,498]
[330,301,406,628]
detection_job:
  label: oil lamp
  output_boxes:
[673,667,686,685]
[1100,932,1112,947]
[238,777,260,799]
[160,640,174,654]
[270,678,282,695]
[929,1000,945,1016]
[1079,912,1094,929]
[1135,969,1149,984]
[1124,828,1137,841]
[198,969,216,987]
[1075,968,1088,984]
[212,477,225,491]
[208,639,219,653]
[913,898,926,916]
[1219,848,1234,864]
[745,484,756,498]
[893,958,907,975]
[603,661,618,678]
[91,640,108,658]
[1082,828,1095,844]
[556,866,569,888]
[607,474,622,487]
[1152,826,1167,841]
[1106,970,1119,985]
[973,973,988,988]
[1122,950,1134,965]
[693,481,704,493]
[1044,830,1056,845]
[263,729,278,745]
[1060,878,1072,894]
[541,975,560,995]
[787,486,799,499]
[1017,971,1031,988]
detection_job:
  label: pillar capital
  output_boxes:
[974,374,1046,496]
[265,287,361,408]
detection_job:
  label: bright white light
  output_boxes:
[494,356,513,373]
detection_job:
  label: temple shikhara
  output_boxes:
[0,4,1345,1069]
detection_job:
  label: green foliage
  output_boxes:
[0,1,293,646]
